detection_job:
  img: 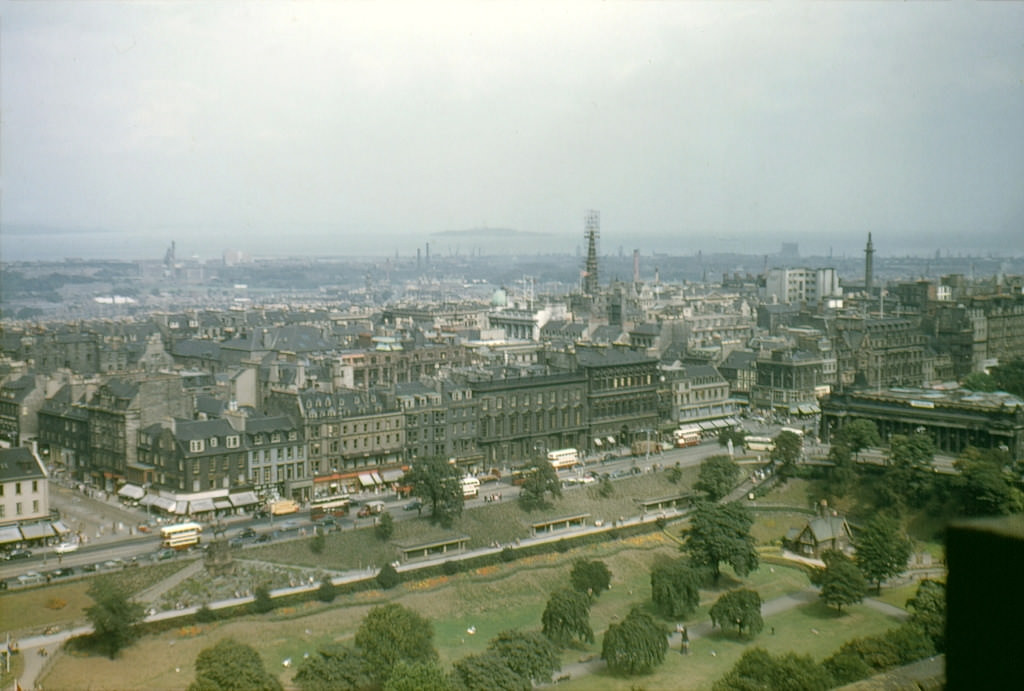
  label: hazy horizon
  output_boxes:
[3,2,1023,263]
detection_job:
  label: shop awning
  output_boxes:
[607,436,616,445]
[171,501,188,515]
[141,495,176,512]
[189,498,216,513]
[20,523,55,540]
[117,483,145,500]
[371,472,383,485]
[594,438,602,446]
[52,520,72,535]
[358,473,376,487]
[213,499,233,510]
[381,469,404,483]
[0,525,21,544]
[229,491,259,507]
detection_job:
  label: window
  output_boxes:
[15,482,22,495]
[16,502,23,515]
[32,480,38,492]
[190,439,204,452]
[226,435,240,449]
[33,500,39,513]
[0,505,4,518]
[209,436,218,447]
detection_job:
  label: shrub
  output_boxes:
[194,604,219,623]
[376,563,401,589]
[500,546,517,563]
[441,560,462,575]
[317,579,337,603]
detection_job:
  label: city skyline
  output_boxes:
[3,2,1023,261]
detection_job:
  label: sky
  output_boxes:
[2,1,1023,261]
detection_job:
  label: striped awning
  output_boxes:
[142,495,176,512]
[213,499,233,510]
[381,469,404,483]
[0,525,21,544]
[594,438,603,446]
[358,473,376,487]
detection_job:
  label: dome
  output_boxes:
[490,288,508,307]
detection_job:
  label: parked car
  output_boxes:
[47,567,75,579]
[403,499,422,512]
[238,527,257,539]
[255,533,272,543]
[17,572,45,586]
[228,537,246,549]
[5,548,32,561]
[357,505,372,518]
[155,548,176,561]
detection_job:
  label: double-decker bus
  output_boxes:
[460,476,481,498]
[780,426,805,439]
[160,522,203,550]
[310,493,350,521]
[546,448,580,470]
[673,427,702,448]
[744,436,775,452]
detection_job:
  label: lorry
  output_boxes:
[630,440,662,456]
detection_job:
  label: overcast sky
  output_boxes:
[2,1,1023,260]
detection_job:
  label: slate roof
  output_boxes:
[0,447,45,482]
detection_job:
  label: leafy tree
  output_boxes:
[486,630,560,686]
[355,604,438,686]
[449,652,528,691]
[834,419,880,457]
[569,558,612,598]
[404,456,464,527]
[252,584,275,614]
[309,532,325,554]
[962,371,998,392]
[316,578,337,603]
[601,607,668,676]
[953,447,1023,516]
[890,431,936,469]
[376,511,395,541]
[821,648,873,686]
[384,660,451,691]
[517,458,563,511]
[990,358,1024,397]
[188,638,282,691]
[376,562,401,589]
[682,501,759,584]
[541,588,594,646]
[694,454,741,501]
[854,513,913,593]
[709,588,764,638]
[824,624,934,679]
[771,430,803,476]
[650,556,703,618]
[719,427,746,449]
[597,474,615,498]
[194,603,219,623]
[665,463,683,485]
[84,577,145,659]
[714,647,834,691]
[815,549,866,613]
[294,643,370,691]
[824,442,857,498]
[906,579,946,653]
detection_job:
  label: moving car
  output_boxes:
[403,499,422,511]
[5,548,32,560]
[54,541,79,554]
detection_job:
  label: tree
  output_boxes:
[404,456,464,527]
[815,549,866,613]
[384,660,451,691]
[189,638,282,691]
[709,588,764,638]
[834,419,880,457]
[885,432,937,509]
[719,427,746,449]
[601,607,668,676]
[316,578,337,603]
[517,458,562,511]
[569,558,612,598]
[772,430,803,477]
[486,630,560,686]
[682,501,759,584]
[694,454,741,501]
[824,442,857,498]
[355,604,438,686]
[650,556,703,618]
[376,562,401,589]
[252,584,275,613]
[541,588,594,646]
[597,474,615,498]
[376,511,395,541]
[824,624,934,679]
[665,463,683,485]
[449,652,529,691]
[854,513,912,593]
[309,532,325,554]
[714,648,834,691]
[953,447,1023,516]
[962,371,998,392]
[990,358,1024,397]
[294,643,370,691]
[84,577,145,659]
[906,579,946,653]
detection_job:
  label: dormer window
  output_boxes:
[190,439,204,452]
[209,437,218,448]
[226,435,240,449]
